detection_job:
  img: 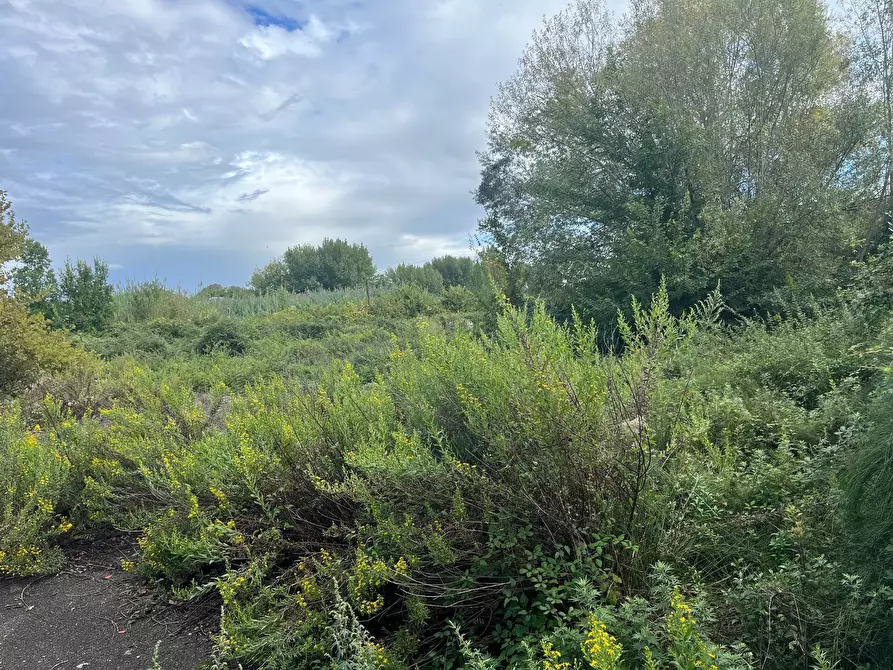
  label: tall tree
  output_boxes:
[849,0,893,253]
[11,239,57,318]
[0,191,26,287]
[427,255,486,290]
[385,264,445,293]
[55,258,114,332]
[478,0,868,322]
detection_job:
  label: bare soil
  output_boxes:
[0,537,215,670]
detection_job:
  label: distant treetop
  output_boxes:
[250,238,376,294]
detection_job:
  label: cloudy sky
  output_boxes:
[0,0,594,288]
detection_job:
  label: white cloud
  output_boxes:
[239,17,334,60]
[0,0,621,286]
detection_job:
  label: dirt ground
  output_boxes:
[0,537,215,670]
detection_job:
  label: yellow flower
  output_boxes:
[542,641,570,670]
[393,556,410,577]
[582,616,623,669]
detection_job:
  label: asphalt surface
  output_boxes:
[0,538,214,670]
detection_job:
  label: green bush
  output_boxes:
[441,285,481,312]
[0,406,75,576]
[844,372,893,563]
[372,283,440,318]
[0,294,91,396]
[384,264,445,294]
[197,320,248,356]
[114,279,207,324]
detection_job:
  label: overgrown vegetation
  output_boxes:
[4,1,893,668]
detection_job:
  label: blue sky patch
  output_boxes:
[246,5,305,31]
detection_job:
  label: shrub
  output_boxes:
[0,295,90,396]
[114,279,204,324]
[372,283,440,317]
[384,264,445,294]
[441,284,481,312]
[844,373,893,563]
[10,238,56,318]
[5,274,892,668]
[455,577,752,669]
[251,238,376,293]
[0,406,74,576]
[197,320,248,356]
[0,190,26,274]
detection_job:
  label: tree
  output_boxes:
[849,0,893,254]
[280,245,323,292]
[478,0,868,322]
[0,193,86,395]
[54,258,114,332]
[11,239,57,318]
[250,258,289,294]
[251,239,376,293]
[314,238,376,290]
[385,264,445,293]
[427,255,486,290]
[196,283,253,299]
[0,191,26,287]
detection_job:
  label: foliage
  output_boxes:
[251,238,376,293]
[0,295,90,396]
[55,257,114,332]
[428,255,486,290]
[197,284,254,299]
[442,285,481,312]
[371,282,441,317]
[384,263,445,294]
[114,279,206,324]
[384,256,487,296]
[0,195,91,396]
[0,277,892,667]
[8,3,893,666]
[0,190,26,277]
[197,319,249,356]
[10,238,56,317]
[0,405,74,576]
[843,372,893,563]
[477,0,869,323]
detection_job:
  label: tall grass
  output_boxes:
[200,286,371,318]
[114,278,211,324]
[115,281,379,323]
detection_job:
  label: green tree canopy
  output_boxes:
[477,0,873,322]
[0,191,26,287]
[428,255,486,290]
[11,239,57,318]
[385,264,445,294]
[384,256,486,295]
[196,283,253,299]
[251,239,376,293]
[54,258,114,332]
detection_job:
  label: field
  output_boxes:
[2,277,893,669]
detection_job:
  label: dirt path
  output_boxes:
[0,538,215,670]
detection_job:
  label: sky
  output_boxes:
[0,0,585,289]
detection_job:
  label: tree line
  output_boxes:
[249,238,487,296]
[2,197,113,333]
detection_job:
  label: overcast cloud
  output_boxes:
[0,0,591,287]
